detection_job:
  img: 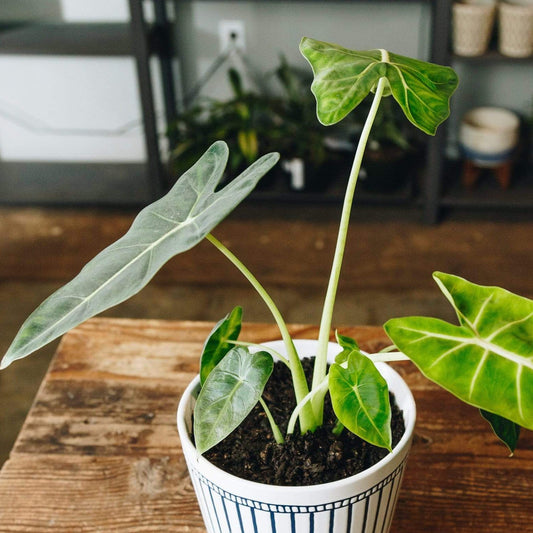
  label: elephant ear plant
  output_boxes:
[2,38,531,464]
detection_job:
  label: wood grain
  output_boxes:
[0,318,531,532]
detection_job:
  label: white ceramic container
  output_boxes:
[459,106,520,166]
[452,1,497,56]
[177,339,416,533]
[498,1,533,57]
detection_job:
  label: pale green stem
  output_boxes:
[206,233,317,432]
[365,351,409,363]
[287,375,329,435]
[311,76,388,422]
[228,340,290,368]
[259,397,284,444]
[379,344,401,353]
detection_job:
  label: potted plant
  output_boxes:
[2,38,531,533]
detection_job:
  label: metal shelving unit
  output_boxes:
[2,0,530,221]
[0,0,177,206]
[433,9,533,221]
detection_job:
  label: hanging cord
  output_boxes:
[183,39,267,107]
[0,97,151,137]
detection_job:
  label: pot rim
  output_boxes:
[177,339,416,494]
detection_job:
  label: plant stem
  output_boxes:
[206,233,317,432]
[259,397,284,444]
[311,76,388,422]
[287,374,329,435]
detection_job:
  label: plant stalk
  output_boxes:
[206,233,317,432]
[259,397,284,444]
[311,76,387,422]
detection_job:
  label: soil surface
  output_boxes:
[203,357,405,486]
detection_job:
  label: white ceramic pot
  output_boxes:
[452,1,497,56]
[459,106,520,166]
[177,339,416,533]
[498,0,533,57]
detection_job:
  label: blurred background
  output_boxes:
[0,0,531,465]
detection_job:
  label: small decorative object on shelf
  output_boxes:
[459,106,521,189]
[498,0,533,57]
[452,0,497,56]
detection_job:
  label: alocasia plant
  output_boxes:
[2,38,531,458]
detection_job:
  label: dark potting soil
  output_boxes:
[203,357,405,486]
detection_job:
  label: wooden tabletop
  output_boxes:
[0,318,531,532]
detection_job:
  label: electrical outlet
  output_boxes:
[218,20,246,52]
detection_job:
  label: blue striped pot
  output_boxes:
[177,340,416,533]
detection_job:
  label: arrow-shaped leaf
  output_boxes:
[200,306,243,385]
[1,142,279,369]
[194,346,273,454]
[300,37,458,135]
[384,272,533,431]
[329,350,392,451]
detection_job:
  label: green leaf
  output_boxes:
[194,346,273,454]
[1,143,279,369]
[334,331,360,364]
[480,410,521,454]
[384,272,533,431]
[329,350,392,451]
[200,306,243,385]
[300,37,458,135]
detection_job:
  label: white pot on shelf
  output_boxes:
[452,1,497,56]
[498,0,533,57]
[177,339,416,533]
[459,106,520,167]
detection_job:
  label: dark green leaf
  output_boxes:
[480,410,521,454]
[300,37,458,135]
[329,350,392,450]
[194,347,273,454]
[200,306,243,385]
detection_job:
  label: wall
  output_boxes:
[174,1,431,103]
[0,0,165,164]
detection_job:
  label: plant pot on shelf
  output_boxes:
[459,106,521,188]
[459,106,520,165]
[452,1,497,56]
[498,0,533,57]
[177,339,416,533]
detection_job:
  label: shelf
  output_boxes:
[0,23,133,56]
[441,160,533,210]
[247,168,418,206]
[451,51,533,63]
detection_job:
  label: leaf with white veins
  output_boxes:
[385,272,533,431]
[329,350,392,450]
[300,37,458,135]
[194,346,273,454]
[1,142,279,368]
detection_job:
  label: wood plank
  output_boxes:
[0,454,205,532]
[0,318,531,532]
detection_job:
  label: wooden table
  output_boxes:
[0,318,531,531]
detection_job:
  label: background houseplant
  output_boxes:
[169,56,351,194]
[1,37,531,531]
